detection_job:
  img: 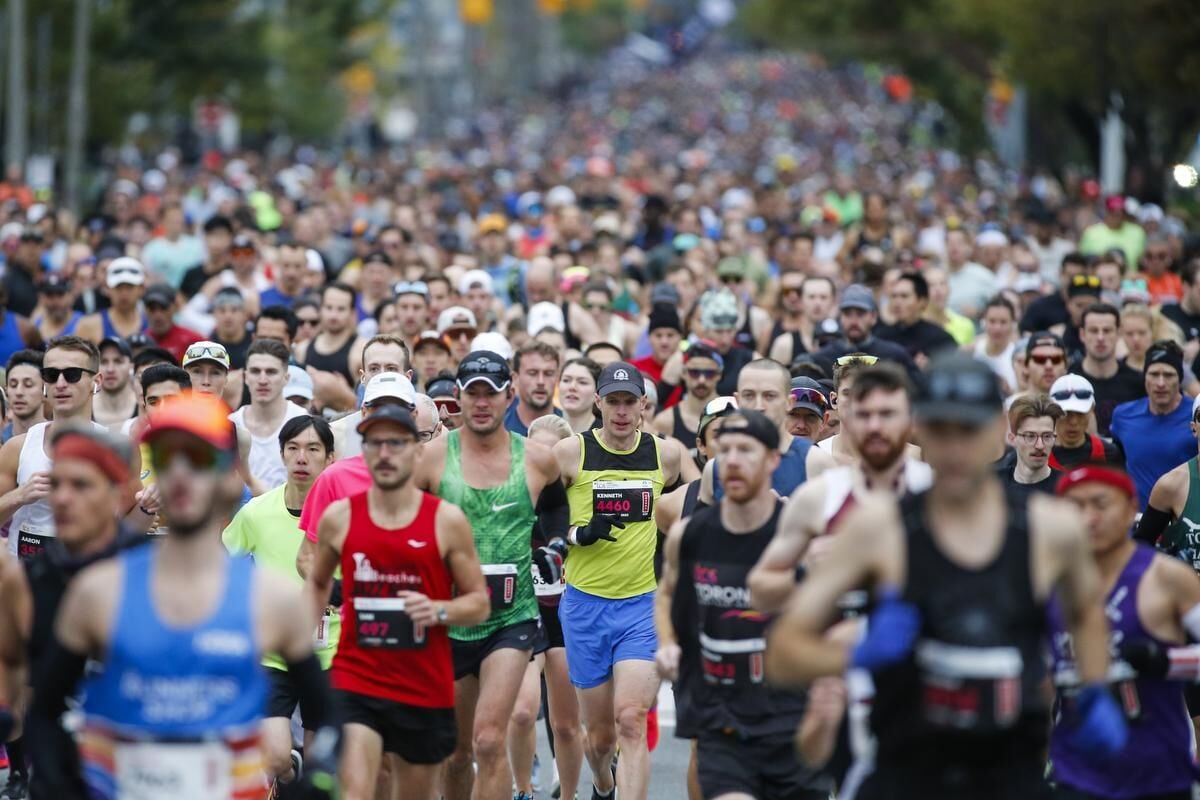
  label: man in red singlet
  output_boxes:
[305,405,490,800]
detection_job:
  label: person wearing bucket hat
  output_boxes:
[28,392,342,800]
[768,349,1125,796]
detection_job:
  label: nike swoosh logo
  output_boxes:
[491,502,518,513]
[407,539,428,548]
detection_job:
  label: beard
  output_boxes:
[524,392,552,412]
[856,433,907,471]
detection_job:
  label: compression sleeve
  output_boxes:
[27,639,89,799]
[285,651,333,730]
[1134,505,1173,545]
[537,479,569,542]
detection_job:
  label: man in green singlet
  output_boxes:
[553,361,688,800]
[1138,394,1200,570]
[414,349,566,800]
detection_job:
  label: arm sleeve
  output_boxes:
[27,639,89,799]
[536,480,569,542]
[1134,505,1174,545]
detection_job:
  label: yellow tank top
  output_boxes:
[565,430,665,599]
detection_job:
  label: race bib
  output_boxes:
[482,564,519,611]
[1054,659,1143,721]
[114,741,231,800]
[17,525,53,561]
[531,562,565,598]
[699,632,766,688]
[916,640,1023,732]
[591,479,654,523]
[314,607,336,649]
[353,597,426,649]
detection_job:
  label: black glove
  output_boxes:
[572,516,624,546]
[329,579,343,608]
[298,725,341,799]
[1118,639,1169,679]
[534,540,568,584]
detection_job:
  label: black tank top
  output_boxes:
[674,501,810,737]
[671,405,697,451]
[304,332,357,385]
[870,486,1048,769]
[562,301,582,352]
[768,319,808,364]
[735,310,756,350]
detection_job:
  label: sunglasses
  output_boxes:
[184,344,229,362]
[686,367,719,380]
[394,281,429,297]
[433,397,462,415]
[583,303,611,312]
[782,286,804,297]
[231,246,256,257]
[148,438,227,472]
[445,328,474,341]
[703,396,739,416]
[1030,354,1065,366]
[1051,388,1094,402]
[835,354,879,367]
[297,317,320,327]
[790,387,829,411]
[1070,275,1101,288]
[41,366,96,384]
[719,275,743,284]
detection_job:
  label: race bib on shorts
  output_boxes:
[699,632,766,688]
[482,564,519,610]
[531,562,565,598]
[591,479,654,523]
[915,639,1023,732]
[353,597,427,649]
[17,525,53,561]
[114,741,231,800]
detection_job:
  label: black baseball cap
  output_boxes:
[426,374,457,399]
[98,336,132,359]
[714,409,781,451]
[1026,331,1065,357]
[455,350,512,392]
[37,274,70,294]
[597,362,645,398]
[356,404,419,437]
[143,284,176,307]
[915,352,1004,426]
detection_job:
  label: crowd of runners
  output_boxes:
[0,48,1197,800]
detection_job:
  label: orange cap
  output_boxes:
[140,391,236,451]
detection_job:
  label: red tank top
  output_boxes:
[332,490,454,708]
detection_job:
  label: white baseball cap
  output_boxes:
[527,302,566,336]
[437,306,477,335]
[458,269,495,296]
[285,364,314,403]
[305,248,325,273]
[363,372,416,407]
[106,257,146,287]
[1049,374,1095,415]
[471,332,514,362]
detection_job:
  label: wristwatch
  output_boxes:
[436,604,449,624]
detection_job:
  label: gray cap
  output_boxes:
[649,283,680,306]
[839,284,876,313]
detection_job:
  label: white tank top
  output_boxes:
[820,460,934,527]
[229,403,308,489]
[10,421,107,559]
[973,338,1018,394]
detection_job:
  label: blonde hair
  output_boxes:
[528,415,573,441]
[1122,303,1185,344]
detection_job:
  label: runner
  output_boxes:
[183,340,264,495]
[75,257,148,344]
[92,337,138,430]
[0,336,154,558]
[552,361,689,800]
[328,332,413,458]
[306,404,490,800]
[3,350,45,444]
[657,408,829,800]
[785,377,830,443]
[229,339,309,489]
[411,350,565,800]
[1048,375,1125,471]
[1049,466,1200,800]
[0,427,145,800]
[222,414,337,791]
[749,363,931,613]
[765,352,1126,798]
[999,394,1065,500]
[25,394,339,800]
[816,354,922,466]
[651,343,721,451]
[1138,394,1200,561]
[297,282,366,388]
[129,364,190,535]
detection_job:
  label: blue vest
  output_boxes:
[99,308,147,340]
[712,436,811,501]
[82,545,267,739]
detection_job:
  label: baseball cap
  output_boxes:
[437,306,477,335]
[98,336,132,359]
[527,302,566,336]
[699,290,740,331]
[839,284,876,313]
[1066,274,1102,298]
[1049,374,1095,415]
[914,352,1004,426]
[456,351,512,392]
[1026,331,1066,357]
[975,229,1009,248]
[790,377,829,416]
[471,332,514,362]
[815,318,842,347]
[716,257,748,279]
[684,342,724,370]
[356,404,419,438]
[182,341,231,371]
[698,396,739,443]
[714,408,781,451]
[305,249,325,273]
[362,372,417,407]
[1013,273,1043,294]
[106,257,145,287]
[231,234,256,252]
[285,365,314,403]
[559,266,591,294]
[478,214,507,236]
[37,274,70,294]
[143,284,176,308]
[1104,194,1125,213]
[649,283,681,307]
[95,240,124,261]
[458,269,494,296]
[141,392,236,451]
[426,374,457,400]
[597,362,645,398]
[414,330,450,354]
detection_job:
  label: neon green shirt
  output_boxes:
[223,485,339,670]
[942,310,977,346]
[1080,221,1146,273]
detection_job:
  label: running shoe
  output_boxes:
[0,772,26,800]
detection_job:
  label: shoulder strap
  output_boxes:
[1089,434,1105,460]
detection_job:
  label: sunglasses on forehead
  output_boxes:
[835,354,879,367]
[185,343,228,362]
[790,387,829,411]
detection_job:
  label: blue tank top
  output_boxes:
[100,308,147,340]
[1048,543,1199,797]
[712,435,810,501]
[82,544,267,739]
[0,312,24,368]
[33,311,81,335]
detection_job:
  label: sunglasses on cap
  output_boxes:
[1069,275,1101,289]
[835,354,879,367]
[41,366,97,384]
[703,396,739,416]
[395,281,428,297]
[790,387,829,412]
[184,343,229,363]
[1051,388,1094,402]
